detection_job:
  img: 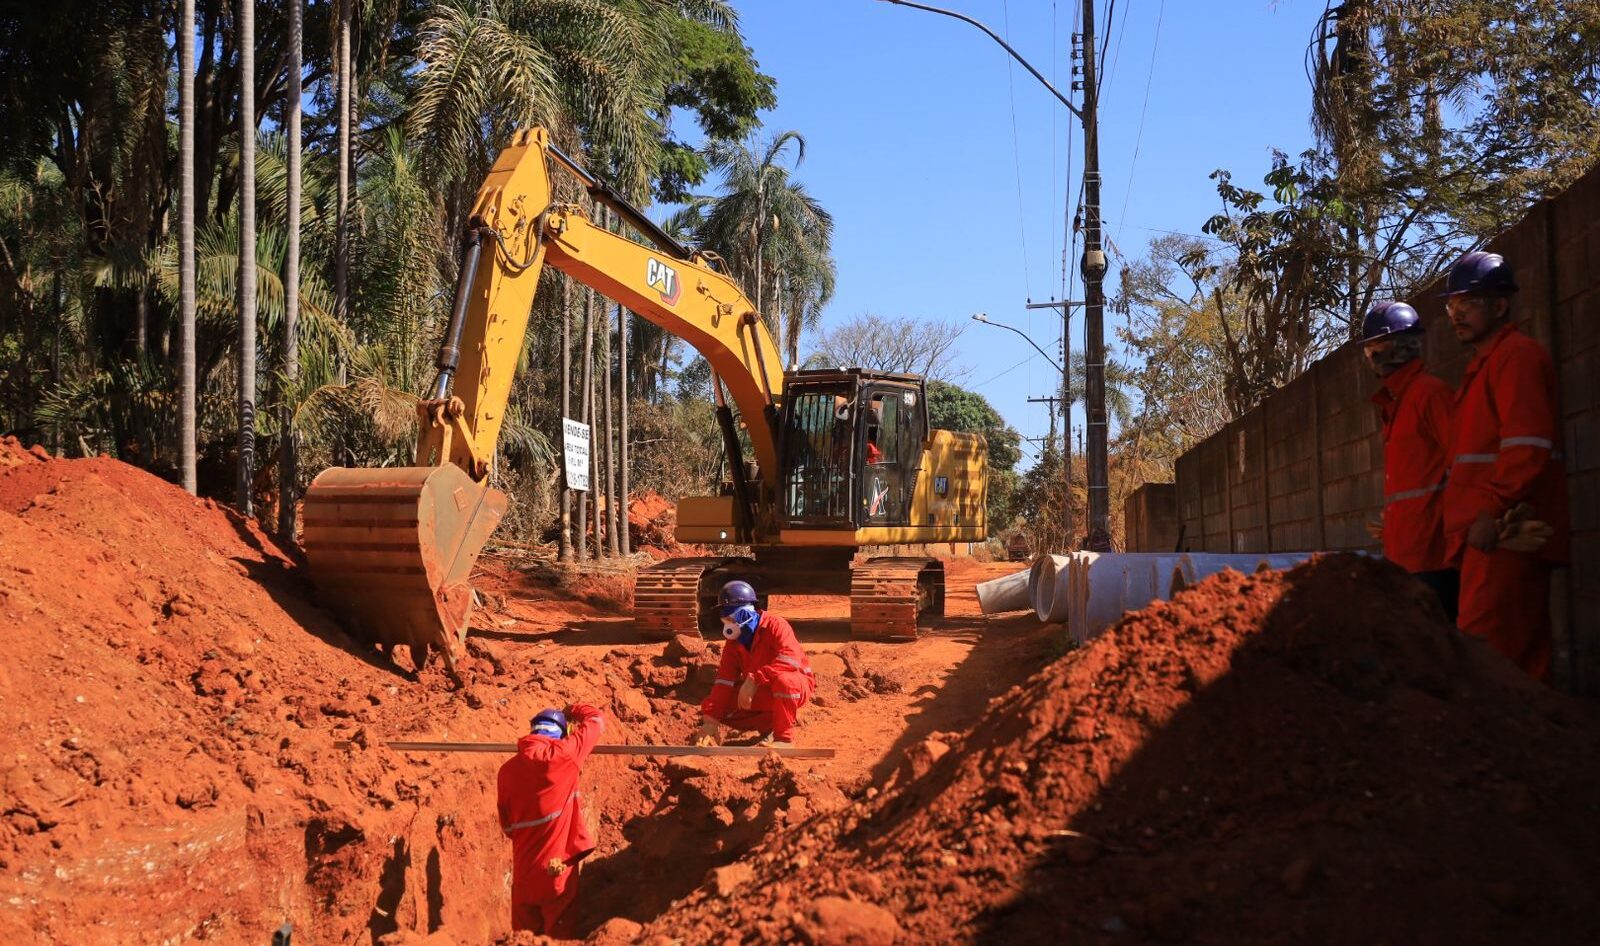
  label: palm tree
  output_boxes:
[1069,350,1136,431]
[179,0,197,494]
[237,0,258,514]
[280,0,303,541]
[334,0,352,339]
[695,132,835,368]
[404,0,737,207]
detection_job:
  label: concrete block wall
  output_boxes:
[1164,161,1600,694]
[1124,482,1179,553]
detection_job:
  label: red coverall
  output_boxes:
[1371,358,1455,574]
[700,612,815,741]
[1442,323,1570,681]
[495,703,604,936]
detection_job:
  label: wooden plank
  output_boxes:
[336,740,836,759]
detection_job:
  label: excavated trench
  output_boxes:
[0,438,1030,944]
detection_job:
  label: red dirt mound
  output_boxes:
[627,490,678,552]
[0,452,706,944]
[630,554,1600,945]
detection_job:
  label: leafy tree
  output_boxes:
[1113,234,1233,473]
[654,17,778,202]
[1195,150,1354,414]
[0,0,822,557]
[926,380,1021,532]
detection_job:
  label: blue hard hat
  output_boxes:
[1439,251,1518,297]
[718,579,758,615]
[530,708,568,738]
[1359,301,1422,341]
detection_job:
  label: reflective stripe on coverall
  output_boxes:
[700,612,815,741]
[496,703,605,935]
[1442,323,1570,681]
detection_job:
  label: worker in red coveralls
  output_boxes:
[696,580,815,748]
[1359,300,1459,621]
[1439,251,1569,681]
[496,704,605,936]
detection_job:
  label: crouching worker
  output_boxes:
[697,580,815,748]
[496,704,605,936]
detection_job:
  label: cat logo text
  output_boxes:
[647,259,681,306]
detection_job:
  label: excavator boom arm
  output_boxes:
[302,128,788,669]
[428,127,785,485]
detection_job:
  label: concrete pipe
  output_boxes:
[1256,553,1315,574]
[1076,554,1183,644]
[1027,554,1072,615]
[1169,552,1318,593]
[1034,552,1083,625]
[976,567,1033,615]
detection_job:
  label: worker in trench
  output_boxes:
[1359,300,1459,621]
[1439,250,1569,682]
[496,704,605,936]
[696,580,816,748]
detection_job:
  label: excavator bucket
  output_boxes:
[301,465,508,670]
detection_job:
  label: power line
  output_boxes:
[1101,0,1133,95]
[974,355,1036,389]
[1001,0,1033,298]
[1116,0,1165,249]
[1095,0,1116,97]
[1050,0,1058,291]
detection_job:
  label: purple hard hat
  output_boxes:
[530,707,568,738]
[1359,301,1422,341]
[1439,251,1518,297]
[718,579,758,615]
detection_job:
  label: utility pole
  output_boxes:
[881,0,1110,550]
[1026,395,1064,442]
[1025,299,1080,544]
[1078,0,1111,551]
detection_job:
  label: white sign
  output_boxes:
[563,418,591,492]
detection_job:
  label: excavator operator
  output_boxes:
[696,581,815,748]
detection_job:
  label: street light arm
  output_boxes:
[879,0,1084,120]
[971,313,1062,371]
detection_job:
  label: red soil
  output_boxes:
[628,555,1600,946]
[13,433,1594,946]
[626,491,678,554]
[0,439,1044,945]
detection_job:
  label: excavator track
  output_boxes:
[634,557,722,639]
[850,557,945,640]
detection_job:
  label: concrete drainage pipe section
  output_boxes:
[1166,552,1315,595]
[1030,551,1321,643]
[979,550,1320,637]
[975,566,1032,615]
[1032,552,1080,624]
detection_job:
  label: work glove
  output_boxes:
[1364,517,1384,541]
[546,857,568,877]
[694,717,721,747]
[1466,511,1500,552]
[737,677,758,711]
[1497,502,1554,553]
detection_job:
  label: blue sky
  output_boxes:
[696,0,1326,466]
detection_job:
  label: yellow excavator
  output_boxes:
[301,128,988,670]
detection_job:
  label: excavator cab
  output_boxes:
[777,370,927,530]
